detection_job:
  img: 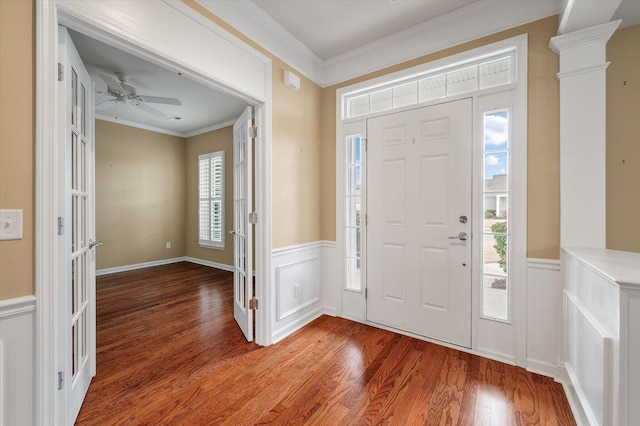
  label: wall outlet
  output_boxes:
[165,242,171,249]
[294,282,301,297]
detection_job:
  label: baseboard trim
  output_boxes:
[526,357,559,378]
[0,295,36,319]
[323,307,338,317]
[271,307,324,344]
[184,257,234,272]
[97,257,235,276]
[562,379,590,426]
[96,257,186,276]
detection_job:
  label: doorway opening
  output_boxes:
[36,2,273,425]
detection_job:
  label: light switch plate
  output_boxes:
[0,209,23,240]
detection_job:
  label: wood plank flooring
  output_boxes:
[76,262,576,425]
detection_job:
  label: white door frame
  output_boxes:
[35,1,273,425]
[335,34,528,366]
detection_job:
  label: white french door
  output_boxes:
[366,99,472,348]
[232,106,254,341]
[58,26,97,424]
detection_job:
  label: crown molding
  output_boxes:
[197,0,562,88]
[321,0,561,87]
[195,0,325,84]
[95,115,234,138]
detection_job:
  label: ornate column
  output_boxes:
[550,20,620,248]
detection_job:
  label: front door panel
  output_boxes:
[366,99,472,348]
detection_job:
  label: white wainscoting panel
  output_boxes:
[276,257,320,320]
[561,248,640,426]
[625,292,640,424]
[272,242,324,343]
[526,258,562,377]
[0,296,35,426]
[564,291,613,426]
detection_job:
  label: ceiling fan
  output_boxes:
[96,72,182,119]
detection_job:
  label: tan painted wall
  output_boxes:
[321,16,561,260]
[95,120,186,269]
[0,0,34,300]
[184,1,324,249]
[271,58,323,248]
[606,24,640,253]
[185,126,234,265]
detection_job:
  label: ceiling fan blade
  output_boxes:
[99,74,126,95]
[95,99,114,110]
[136,103,166,119]
[137,95,182,106]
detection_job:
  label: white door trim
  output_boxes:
[35,2,273,425]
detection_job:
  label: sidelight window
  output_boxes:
[481,110,510,321]
[345,134,362,291]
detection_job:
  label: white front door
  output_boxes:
[232,106,254,341]
[58,26,97,424]
[366,99,472,348]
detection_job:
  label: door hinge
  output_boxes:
[365,288,368,299]
[57,217,64,235]
[57,371,64,390]
[57,63,64,81]
[249,297,258,310]
[363,138,368,152]
[249,125,258,138]
[249,211,258,224]
[365,213,368,226]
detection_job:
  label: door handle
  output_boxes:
[89,239,103,249]
[228,230,237,236]
[448,232,468,241]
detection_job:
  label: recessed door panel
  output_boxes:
[382,243,406,302]
[420,246,449,311]
[420,155,448,226]
[382,159,406,225]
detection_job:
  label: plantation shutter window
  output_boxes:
[199,151,225,249]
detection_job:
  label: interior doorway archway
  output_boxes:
[35,2,273,424]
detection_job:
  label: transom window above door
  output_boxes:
[343,53,514,119]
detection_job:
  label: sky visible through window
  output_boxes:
[484,111,508,179]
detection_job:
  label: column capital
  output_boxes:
[550,20,621,54]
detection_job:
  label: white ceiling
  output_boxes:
[68,29,248,137]
[69,1,640,136]
[253,0,478,60]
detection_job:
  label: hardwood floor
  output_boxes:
[76,262,576,425]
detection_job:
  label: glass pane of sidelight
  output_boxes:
[482,109,510,321]
[345,134,363,291]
